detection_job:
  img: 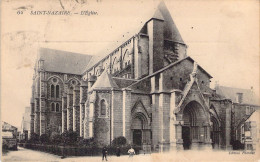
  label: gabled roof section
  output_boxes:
[215,86,259,105]
[37,48,93,75]
[174,64,211,114]
[89,71,119,91]
[2,121,17,130]
[131,100,151,117]
[181,82,208,108]
[127,56,212,90]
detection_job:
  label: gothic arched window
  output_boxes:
[56,103,59,112]
[100,99,106,116]
[51,85,55,98]
[51,103,55,111]
[56,85,60,98]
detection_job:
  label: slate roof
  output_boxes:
[2,121,17,131]
[157,1,184,44]
[89,71,118,91]
[83,55,103,73]
[83,1,185,73]
[112,77,137,88]
[151,7,164,21]
[215,86,259,105]
[37,48,93,75]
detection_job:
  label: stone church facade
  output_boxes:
[29,2,259,151]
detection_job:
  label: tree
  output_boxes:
[50,132,62,145]
[29,133,39,143]
[112,136,127,147]
[40,134,50,144]
[61,130,79,146]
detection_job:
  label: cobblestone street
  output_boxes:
[2,147,259,162]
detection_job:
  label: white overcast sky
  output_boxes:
[1,0,259,128]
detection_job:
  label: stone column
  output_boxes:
[158,73,165,152]
[30,114,35,135]
[170,91,177,150]
[174,120,184,150]
[39,66,47,135]
[80,101,85,137]
[39,96,47,135]
[62,93,67,133]
[34,98,40,134]
[151,93,160,150]
[73,86,80,134]
[39,80,47,135]
[89,101,95,138]
[34,112,40,134]
[170,89,183,150]
[80,81,88,137]
[30,100,35,135]
[205,123,213,149]
[88,91,96,138]
[67,89,73,131]
[133,36,141,79]
[122,88,132,140]
[83,102,89,138]
[158,93,166,152]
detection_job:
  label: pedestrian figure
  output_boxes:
[116,147,121,157]
[128,146,135,158]
[102,146,108,161]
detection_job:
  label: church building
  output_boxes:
[29,2,259,151]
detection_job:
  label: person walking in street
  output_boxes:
[128,146,135,159]
[116,147,121,157]
[102,146,108,161]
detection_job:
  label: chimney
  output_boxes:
[214,81,219,90]
[250,86,254,93]
[236,93,243,103]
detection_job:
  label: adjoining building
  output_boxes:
[29,1,259,151]
[213,85,259,150]
[2,121,18,150]
[242,109,259,150]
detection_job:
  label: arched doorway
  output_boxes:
[131,112,151,146]
[182,101,210,149]
[211,116,220,149]
[132,117,143,146]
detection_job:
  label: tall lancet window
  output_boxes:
[100,99,106,116]
[56,103,59,112]
[51,103,55,111]
[51,85,55,98]
[56,85,60,98]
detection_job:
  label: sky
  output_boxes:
[1,0,259,128]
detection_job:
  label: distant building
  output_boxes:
[21,107,31,140]
[28,1,259,151]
